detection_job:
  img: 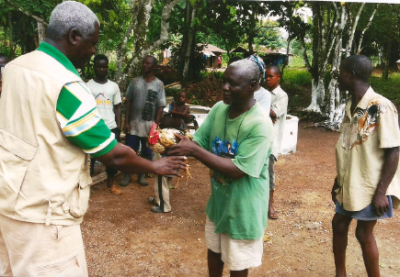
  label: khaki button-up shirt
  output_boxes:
[335,87,400,211]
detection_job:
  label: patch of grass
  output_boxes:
[370,73,400,106]
[279,68,312,111]
[200,70,223,80]
[282,68,312,87]
[288,56,306,68]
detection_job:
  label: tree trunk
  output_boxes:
[126,0,180,78]
[280,37,292,79]
[116,0,145,90]
[357,4,379,54]
[182,1,197,80]
[304,2,324,113]
[307,78,325,113]
[37,21,46,44]
[382,39,392,80]
[248,5,256,54]
[345,3,364,57]
[327,4,346,122]
[135,0,154,56]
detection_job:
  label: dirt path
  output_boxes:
[82,122,400,277]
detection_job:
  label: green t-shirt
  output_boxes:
[194,101,274,240]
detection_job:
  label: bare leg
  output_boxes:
[268,190,278,219]
[107,175,113,188]
[230,269,248,277]
[355,220,379,277]
[332,213,352,277]
[208,249,224,277]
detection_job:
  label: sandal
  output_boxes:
[150,206,170,213]
[148,197,158,206]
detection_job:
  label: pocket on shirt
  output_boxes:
[66,175,91,219]
[33,255,82,277]
[0,129,37,213]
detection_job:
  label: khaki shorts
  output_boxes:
[205,217,263,271]
[0,213,88,277]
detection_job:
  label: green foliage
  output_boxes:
[165,87,181,97]
[288,56,306,68]
[282,67,312,87]
[254,20,286,50]
[370,72,400,105]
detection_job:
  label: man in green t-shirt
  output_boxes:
[169,59,274,277]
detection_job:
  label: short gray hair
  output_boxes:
[228,59,260,82]
[47,1,100,40]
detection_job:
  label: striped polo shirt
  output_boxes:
[37,42,117,157]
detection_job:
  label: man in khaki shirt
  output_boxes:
[332,55,400,277]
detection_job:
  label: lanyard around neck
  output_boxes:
[224,106,250,144]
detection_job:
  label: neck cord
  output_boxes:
[224,106,250,144]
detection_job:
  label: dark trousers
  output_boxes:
[125,134,153,160]
[90,128,120,177]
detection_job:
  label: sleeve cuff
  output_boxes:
[90,139,118,158]
[232,159,260,179]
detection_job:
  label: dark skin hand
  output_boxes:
[372,147,399,216]
[97,143,187,177]
[167,133,245,179]
[332,147,399,216]
[270,109,277,124]
[331,177,339,204]
[155,106,163,126]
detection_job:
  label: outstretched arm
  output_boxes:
[97,143,187,177]
[167,134,245,179]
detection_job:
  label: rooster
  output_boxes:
[147,124,193,187]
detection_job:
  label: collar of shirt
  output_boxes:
[37,42,80,77]
[271,85,282,95]
[346,86,375,116]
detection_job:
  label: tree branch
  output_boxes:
[345,3,364,57]
[126,0,181,77]
[116,0,146,86]
[4,0,48,26]
[357,3,379,54]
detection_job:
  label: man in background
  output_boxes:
[265,65,288,220]
[121,55,166,187]
[332,55,400,277]
[87,54,122,195]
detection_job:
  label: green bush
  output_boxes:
[282,68,312,87]
[165,88,181,98]
[370,72,400,105]
[288,56,306,68]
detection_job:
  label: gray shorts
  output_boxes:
[335,196,394,221]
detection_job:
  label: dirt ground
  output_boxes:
[82,121,400,277]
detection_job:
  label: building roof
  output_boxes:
[198,43,226,54]
[231,46,294,56]
[257,46,294,56]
